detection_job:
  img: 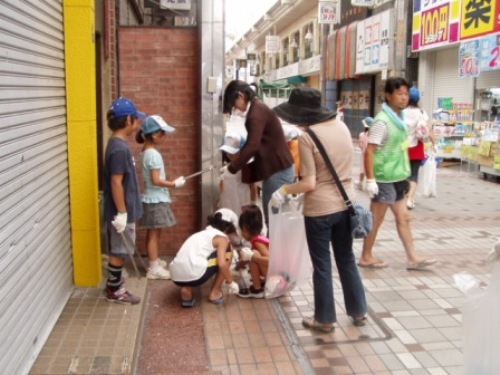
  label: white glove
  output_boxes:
[240,247,254,261]
[174,176,186,188]
[219,165,228,174]
[270,186,288,208]
[222,280,239,295]
[112,212,127,233]
[364,179,379,198]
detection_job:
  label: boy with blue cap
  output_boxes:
[103,97,146,304]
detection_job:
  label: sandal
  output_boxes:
[208,295,224,305]
[358,259,388,269]
[406,259,437,271]
[181,298,195,308]
[302,316,334,333]
[352,316,367,327]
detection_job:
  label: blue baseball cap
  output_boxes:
[110,97,146,119]
[409,87,421,103]
[141,115,175,134]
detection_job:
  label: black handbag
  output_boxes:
[306,128,373,239]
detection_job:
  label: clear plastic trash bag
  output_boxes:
[419,154,437,198]
[454,241,500,375]
[266,195,311,298]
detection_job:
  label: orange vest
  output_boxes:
[287,139,300,178]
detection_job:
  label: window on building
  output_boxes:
[304,23,314,59]
[269,55,274,70]
[291,31,299,63]
[281,37,289,67]
[143,0,197,27]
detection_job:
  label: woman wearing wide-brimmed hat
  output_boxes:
[222,80,295,227]
[270,87,367,332]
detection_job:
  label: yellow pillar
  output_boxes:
[64,0,101,286]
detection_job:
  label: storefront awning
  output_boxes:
[257,79,293,99]
[287,76,307,84]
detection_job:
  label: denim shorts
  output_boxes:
[140,202,176,229]
[373,180,409,204]
[107,222,136,258]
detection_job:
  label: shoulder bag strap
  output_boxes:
[306,128,356,217]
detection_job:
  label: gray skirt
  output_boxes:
[140,202,177,229]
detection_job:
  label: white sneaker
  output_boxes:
[145,259,168,271]
[146,266,171,280]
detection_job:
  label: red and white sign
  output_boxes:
[356,9,393,74]
[318,1,340,25]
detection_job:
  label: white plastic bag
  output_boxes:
[225,113,247,135]
[419,154,437,197]
[455,241,500,375]
[266,196,311,298]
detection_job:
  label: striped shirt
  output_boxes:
[367,120,388,146]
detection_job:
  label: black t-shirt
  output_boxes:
[103,137,143,222]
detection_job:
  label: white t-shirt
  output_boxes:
[169,226,227,282]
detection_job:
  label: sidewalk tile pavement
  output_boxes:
[30,150,499,374]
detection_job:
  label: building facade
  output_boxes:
[226,0,418,137]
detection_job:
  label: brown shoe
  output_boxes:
[302,316,334,333]
[352,316,367,327]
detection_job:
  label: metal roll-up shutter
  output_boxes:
[476,70,500,89]
[0,1,72,374]
[432,46,474,107]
